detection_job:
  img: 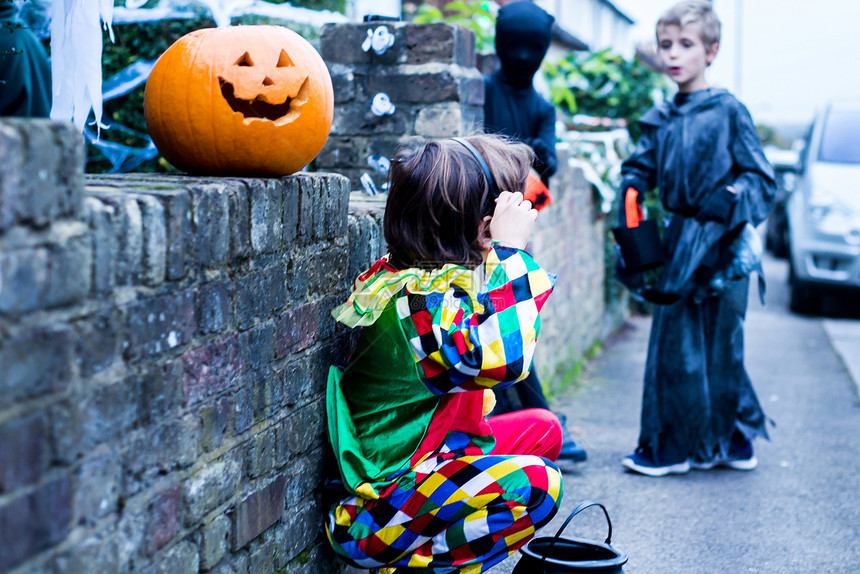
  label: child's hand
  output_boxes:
[490,191,538,250]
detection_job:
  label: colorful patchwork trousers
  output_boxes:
[326,409,563,573]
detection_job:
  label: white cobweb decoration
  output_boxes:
[49,0,114,133]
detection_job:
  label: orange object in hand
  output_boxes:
[625,187,644,228]
[524,170,552,212]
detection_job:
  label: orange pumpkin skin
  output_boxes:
[144,26,334,176]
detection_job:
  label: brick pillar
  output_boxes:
[318,21,485,190]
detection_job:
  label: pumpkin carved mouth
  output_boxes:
[218,77,310,126]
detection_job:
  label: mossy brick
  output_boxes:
[244,426,276,479]
[415,103,467,137]
[366,69,459,103]
[200,513,231,570]
[278,400,325,459]
[274,301,318,358]
[146,188,192,281]
[281,177,300,246]
[282,458,324,517]
[138,361,184,427]
[114,194,144,285]
[329,103,411,137]
[234,266,287,330]
[73,454,121,525]
[320,22,404,65]
[124,417,199,491]
[227,183,252,262]
[233,385,254,435]
[308,248,348,295]
[145,485,182,555]
[295,175,322,242]
[182,334,243,407]
[197,280,232,335]
[0,122,24,231]
[0,475,71,572]
[0,246,49,314]
[279,358,309,409]
[141,540,199,574]
[43,222,92,308]
[200,398,230,453]
[209,553,248,574]
[277,497,322,565]
[52,534,120,574]
[248,533,277,574]
[315,136,361,170]
[183,457,242,526]
[0,411,50,493]
[404,22,474,66]
[16,120,63,227]
[285,255,310,303]
[123,291,195,362]
[231,475,285,549]
[137,194,168,286]
[326,175,351,239]
[247,179,284,255]
[241,324,275,372]
[330,69,356,103]
[191,184,231,268]
[84,196,119,294]
[0,326,72,410]
[51,378,141,463]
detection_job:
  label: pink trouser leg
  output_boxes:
[487,408,563,461]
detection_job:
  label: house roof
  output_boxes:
[598,0,635,25]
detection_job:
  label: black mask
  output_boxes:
[494,2,554,87]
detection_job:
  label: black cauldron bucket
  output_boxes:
[513,501,628,574]
[612,219,664,274]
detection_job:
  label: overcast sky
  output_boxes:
[613,0,860,127]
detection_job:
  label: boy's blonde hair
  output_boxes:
[657,0,721,46]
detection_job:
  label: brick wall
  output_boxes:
[317,21,484,190]
[0,119,352,574]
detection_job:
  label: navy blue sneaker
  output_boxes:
[622,448,690,477]
[692,434,757,471]
[723,434,758,470]
[557,415,587,462]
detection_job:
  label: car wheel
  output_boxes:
[788,259,820,315]
[773,223,790,259]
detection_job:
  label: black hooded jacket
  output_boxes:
[483,1,558,184]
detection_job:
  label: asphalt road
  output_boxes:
[497,253,860,574]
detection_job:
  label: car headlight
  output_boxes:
[806,189,859,237]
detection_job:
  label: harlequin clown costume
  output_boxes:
[325,245,564,573]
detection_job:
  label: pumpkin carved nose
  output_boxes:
[262,77,274,86]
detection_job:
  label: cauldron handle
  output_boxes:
[538,500,613,572]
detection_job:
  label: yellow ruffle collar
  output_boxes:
[332,255,484,328]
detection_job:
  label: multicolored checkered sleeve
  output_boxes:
[396,246,555,395]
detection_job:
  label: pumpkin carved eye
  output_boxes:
[235,52,254,67]
[277,50,294,67]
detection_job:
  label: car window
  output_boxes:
[818,108,860,163]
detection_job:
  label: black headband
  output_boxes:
[451,137,500,200]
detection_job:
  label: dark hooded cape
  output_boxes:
[619,88,776,464]
[0,2,51,118]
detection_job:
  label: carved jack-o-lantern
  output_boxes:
[144,26,334,176]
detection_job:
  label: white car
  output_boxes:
[787,101,860,313]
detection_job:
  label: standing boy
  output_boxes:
[618,0,775,476]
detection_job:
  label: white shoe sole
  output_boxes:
[622,457,690,477]
[692,456,758,471]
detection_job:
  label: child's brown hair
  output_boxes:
[384,134,534,269]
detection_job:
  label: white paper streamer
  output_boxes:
[49,0,114,133]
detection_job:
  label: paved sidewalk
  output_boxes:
[496,255,860,574]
